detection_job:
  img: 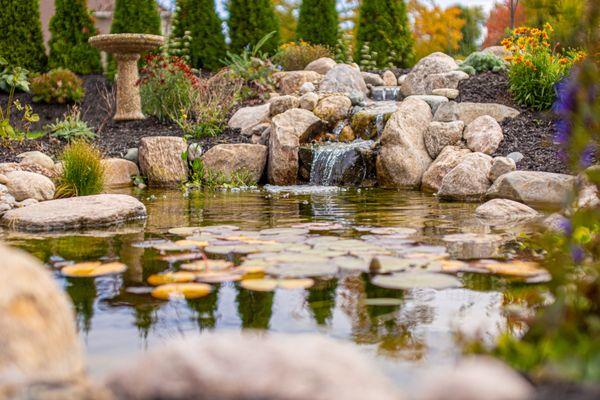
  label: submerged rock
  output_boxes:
[201,144,267,183]
[104,332,402,400]
[2,194,147,232]
[139,136,188,188]
[443,233,504,259]
[487,171,576,207]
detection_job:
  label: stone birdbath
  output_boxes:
[89,34,164,121]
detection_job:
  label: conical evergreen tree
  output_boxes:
[48,0,101,74]
[0,0,47,71]
[111,0,161,35]
[297,0,339,48]
[227,0,280,55]
[355,0,414,68]
[172,0,226,70]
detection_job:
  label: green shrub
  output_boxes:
[358,42,379,71]
[45,106,95,141]
[297,0,339,48]
[48,0,102,75]
[56,140,105,198]
[459,51,506,75]
[0,0,47,72]
[31,69,85,104]
[504,25,585,110]
[139,54,199,122]
[170,0,226,71]
[273,41,332,71]
[227,0,280,56]
[187,159,254,190]
[355,0,414,68]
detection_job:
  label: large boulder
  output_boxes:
[423,121,465,159]
[0,162,57,179]
[201,144,268,184]
[0,244,84,388]
[319,64,368,96]
[463,115,504,154]
[16,151,54,170]
[228,103,271,136]
[268,109,323,185]
[5,170,55,201]
[269,95,300,117]
[105,332,401,400]
[422,146,471,193]
[401,52,459,96]
[487,171,577,207]
[406,95,449,114]
[456,102,520,125]
[139,136,189,188]
[2,194,147,232]
[274,71,323,95]
[376,98,433,188]
[475,199,539,222]
[438,152,493,201]
[103,158,139,188]
[305,57,337,75]
[313,95,352,125]
[425,70,470,92]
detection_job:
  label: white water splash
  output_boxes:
[309,140,373,186]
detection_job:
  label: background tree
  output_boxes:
[274,0,299,43]
[0,0,47,71]
[172,0,226,70]
[523,0,586,49]
[48,0,102,74]
[111,0,161,35]
[482,0,526,47]
[297,0,339,48]
[456,5,486,56]
[355,0,414,68]
[227,0,280,55]
[409,0,465,60]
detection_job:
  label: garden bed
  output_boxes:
[0,74,250,162]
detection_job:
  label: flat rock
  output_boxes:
[487,171,576,207]
[228,103,271,136]
[16,151,54,170]
[406,95,449,114]
[103,158,139,188]
[201,144,267,183]
[139,136,189,188]
[443,233,504,259]
[475,199,539,222]
[2,194,147,232]
[432,88,459,99]
[456,102,520,125]
[5,170,55,201]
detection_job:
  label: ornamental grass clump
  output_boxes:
[503,24,585,111]
[273,41,332,71]
[56,140,105,198]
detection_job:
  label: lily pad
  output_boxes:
[291,222,345,232]
[151,283,212,300]
[356,227,417,236]
[278,278,315,290]
[160,253,206,263]
[332,256,370,272]
[371,272,463,290]
[195,271,242,283]
[369,256,431,273]
[198,225,241,234]
[240,278,315,292]
[152,242,198,252]
[168,227,203,236]
[180,259,234,272]
[147,271,197,286]
[61,262,127,278]
[259,227,310,236]
[482,261,550,278]
[265,262,338,278]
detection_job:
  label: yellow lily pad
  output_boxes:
[240,279,278,292]
[61,262,127,278]
[180,259,233,272]
[174,240,209,248]
[147,271,197,286]
[151,283,212,300]
[278,278,315,290]
[195,271,243,283]
[482,261,549,278]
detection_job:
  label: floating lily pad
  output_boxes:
[132,239,170,249]
[198,225,240,234]
[265,262,338,278]
[160,253,206,263]
[195,271,242,283]
[278,278,315,289]
[259,227,310,236]
[180,259,234,272]
[356,227,417,236]
[240,278,315,292]
[147,272,197,286]
[204,244,261,256]
[291,222,345,232]
[152,242,199,252]
[251,253,330,265]
[151,283,212,300]
[372,272,463,290]
[168,227,203,236]
[62,262,127,278]
[482,261,550,278]
[369,256,430,273]
[332,256,370,272]
[305,236,341,246]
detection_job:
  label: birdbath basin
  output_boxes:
[89,34,164,121]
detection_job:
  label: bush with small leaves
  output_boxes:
[31,69,85,104]
[459,51,506,75]
[273,41,332,71]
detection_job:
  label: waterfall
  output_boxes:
[371,86,402,101]
[309,140,374,186]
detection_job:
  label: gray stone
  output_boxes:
[443,233,504,259]
[228,103,271,136]
[487,171,577,207]
[16,151,54,170]
[5,171,55,202]
[139,136,189,188]
[406,95,449,114]
[2,194,147,232]
[124,148,139,164]
[299,81,315,94]
[432,88,459,99]
[507,152,524,164]
[362,72,384,87]
[463,115,504,154]
[269,95,300,117]
[347,90,366,106]
[187,143,204,161]
[299,92,319,111]
[543,213,570,233]
[201,144,267,184]
[422,146,471,193]
[475,199,539,222]
[319,64,368,96]
[433,101,459,122]
[438,152,493,201]
[401,52,459,96]
[425,70,470,93]
[457,102,520,125]
[423,121,465,159]
[488,157,516,182]
[105,332,401,400]
[305,57,337,75]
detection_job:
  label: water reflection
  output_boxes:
[1,187,548,377]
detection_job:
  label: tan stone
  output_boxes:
[487,171,576,207]
[382,70,397,86]
[423,121,464,159]
[421,146,471,192]
[5,171,55,201]
[305,57,337,75]
[201,144,268,183]
[339,126,356,142]
[319,64,368,96]
[475,199,539,221]
[457,102,520,125]
[16,151,54,170]
[228,103,271,136]
[274,71,323,95]
[269,95,300,116]
[438,152,493,201]
[313,95,352,124]
[464,115,504,154]
[102,158,139,188]
[139,136,189,187]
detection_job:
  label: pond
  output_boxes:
[2,187,548,385]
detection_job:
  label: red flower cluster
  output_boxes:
[138,55,199,87]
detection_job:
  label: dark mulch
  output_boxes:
[459,71,570,174]
[0,74,249,162]
[534,380,600,400]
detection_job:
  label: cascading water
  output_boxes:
[370,86,402,101]
[309,140,374,186]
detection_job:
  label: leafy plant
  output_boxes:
[273,41,332,71]
[334,32,354,64]
[459,51,506,75]
[503,24,585,110]
[56,140,105,198]
[45,106,95,141]
[139,54,200,122]
[31,69,85,104]
[0,57,30,93]
[0,57,38,144]
[186,157,254,190]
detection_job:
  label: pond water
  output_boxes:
[2,187,547,385]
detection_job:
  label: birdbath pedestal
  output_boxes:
[89,34,164,121]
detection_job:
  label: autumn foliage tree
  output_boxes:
[483,0,526,48]
[409,0,465,60]
[524,0,586,49]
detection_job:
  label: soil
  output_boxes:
[535,380,600,400]
[0,75,249,162]
[458,71,570,174]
